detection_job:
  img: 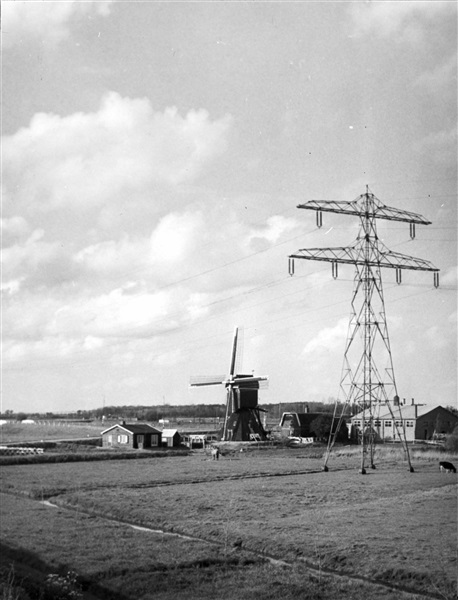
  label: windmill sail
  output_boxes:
[189,375,226,387]
[229,327,239,377]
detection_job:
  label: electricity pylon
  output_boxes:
[288,187,439,473]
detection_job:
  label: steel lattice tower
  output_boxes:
[288,187,439,473]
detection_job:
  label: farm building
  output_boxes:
[279,412,329,438]
[161,429,182,447]
[101,423,162,449]
[350,403,458,442]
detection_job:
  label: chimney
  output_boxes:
[411,398,415,406]
[394,395,399,406]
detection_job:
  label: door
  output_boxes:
[137,434,144,449]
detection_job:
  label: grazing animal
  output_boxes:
[211,447,220,461]
[439,461,456,473]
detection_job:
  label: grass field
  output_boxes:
[0,421,105,443]
[1,445,457,600]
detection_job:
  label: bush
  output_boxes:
[444,425,458,453]
[42,572,82,600]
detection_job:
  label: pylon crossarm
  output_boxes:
[378,250,438,272]
[290,246,359,264]
[290,247,438,272]
[297,197,432,225]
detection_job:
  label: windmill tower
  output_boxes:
[288,187,439,473]
[190,328,268,442]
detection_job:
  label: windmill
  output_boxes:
[190,328,269,442]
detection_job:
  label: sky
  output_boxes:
[2,0,457,415]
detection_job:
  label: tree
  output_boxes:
[444,424,458,453]
[310,414,348,442]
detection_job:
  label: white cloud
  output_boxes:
[441,266,458,287]
[83,336,105,351]
[1,216,30,243]
[48,286,172,339]
[302,317,348,356]
[75,236,149,279]
[349,1,454,40]
[2,228,74,292]
[2,283,176,366]
[3,92,233,213]
[3,337,79,363]
[248,215,298,246]
[424,325,450,350]
[2,0,113,49]
[415,53,457,92]
[414,127,457,164]
[150,211,206,263]
[150,349,183,368]
[1,279,23,295]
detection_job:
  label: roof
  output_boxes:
[351,404,456,421]
[101,423,162,435]
[161,429,180,437]
[280,412,326,427]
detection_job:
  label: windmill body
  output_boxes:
[190,329,268,442]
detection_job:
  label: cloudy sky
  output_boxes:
[2,1,457,414]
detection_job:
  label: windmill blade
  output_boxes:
[229,327,239,377]
[222,385,233,440]
[233,376,268,384]
[234,327,244,375]
[189,375,226,387]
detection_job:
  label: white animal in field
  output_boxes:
[439,461,456,473]
[211,447,220,461]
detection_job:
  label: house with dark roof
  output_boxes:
[279,412,326,438]
[101,422,162,449]
[350,403,458,442]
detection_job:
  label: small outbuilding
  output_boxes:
[279,412,326,438]
[161,428,182,447]
[101,422,162,449]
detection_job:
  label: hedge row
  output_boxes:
[0,449,190,466]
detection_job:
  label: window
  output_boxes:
[117,434,128,444]
[384,421,392,428]
[395,420,403,427]
[374,420,381,427]
[406,421,414,427]
[354,420,361,426]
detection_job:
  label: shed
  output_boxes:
[161,428,181,447]
[101,423,162,449]
[279,412,326,438]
